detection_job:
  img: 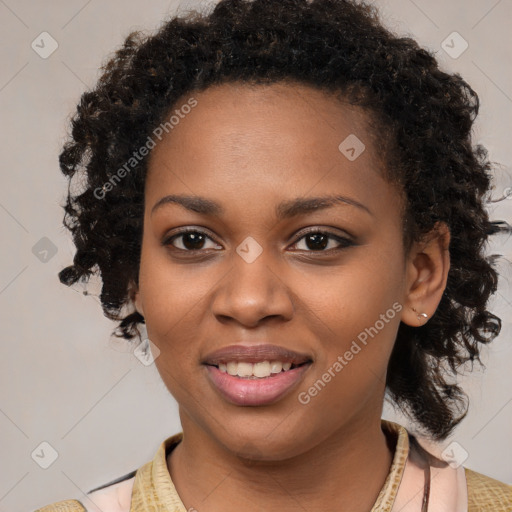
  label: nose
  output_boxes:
[210,250,295,328]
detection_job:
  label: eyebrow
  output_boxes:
[151,193,373,218]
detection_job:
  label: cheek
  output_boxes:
[138,242,206,333]
[300,249,404,379]
[299,251,403,328]
[138,247,187,361]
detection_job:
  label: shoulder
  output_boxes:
[35,500,87,511]
[465,467,512,511]
[33,433,183,512]
[34,471,136,512]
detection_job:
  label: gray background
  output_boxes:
[0,0,511,510]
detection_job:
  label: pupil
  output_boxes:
[183,232,205,250]
[306,233,328,250]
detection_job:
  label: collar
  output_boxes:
[126,420,467,511]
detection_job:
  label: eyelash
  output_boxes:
[162,227,354,255]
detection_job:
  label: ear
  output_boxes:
[130,283,144,317]
[401,222,450,327]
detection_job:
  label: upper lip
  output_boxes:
[202,344,313,366]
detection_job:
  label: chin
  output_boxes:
[216,427,313,463]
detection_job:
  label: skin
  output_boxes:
[134,81,450,511]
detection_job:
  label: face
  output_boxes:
[136,81,411,460]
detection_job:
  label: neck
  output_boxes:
[167,413,395,512]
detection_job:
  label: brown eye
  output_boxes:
[302,233,329,250]
[291,230,354,252]
[163,229,221,252]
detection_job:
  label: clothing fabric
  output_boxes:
[35,421,512,511]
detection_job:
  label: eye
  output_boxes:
[162,228,221,252]
[290,229,354,252]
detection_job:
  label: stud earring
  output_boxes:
[411,307,428,320]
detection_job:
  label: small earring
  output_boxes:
[411,307,428,320]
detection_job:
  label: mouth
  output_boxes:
[202,344,313,406]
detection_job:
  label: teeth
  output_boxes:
[218,360,298,378]
[227,361,238,376]
[253,361,271,377]
[270,361,282,374]
[236,362,253,377]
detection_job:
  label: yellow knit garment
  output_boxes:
[36,421,512,511]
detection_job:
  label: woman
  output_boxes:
[37,0,511,510]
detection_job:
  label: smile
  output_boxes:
[204,361,312,406]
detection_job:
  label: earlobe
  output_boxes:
[132,287,145,317]
[135,296,144,317]
[401,222,450,327]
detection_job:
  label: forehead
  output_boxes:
[145,81,395,216]
[149,81,375,161]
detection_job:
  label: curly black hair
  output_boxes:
[58,0,511,440]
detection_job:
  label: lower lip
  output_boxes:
[205,364,311,406]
